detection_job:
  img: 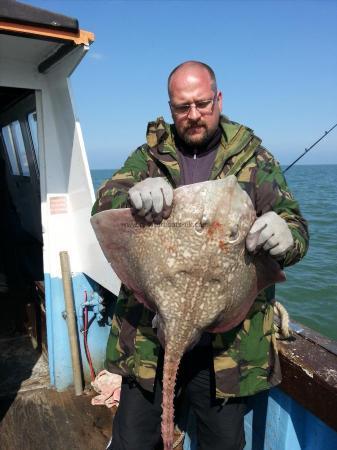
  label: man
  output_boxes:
[92,61,308,450]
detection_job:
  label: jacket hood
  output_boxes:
[145,115,256,151]
[145,115,261,185]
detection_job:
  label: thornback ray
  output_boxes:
[91,175,285,450]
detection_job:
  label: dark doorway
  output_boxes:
[0,87,48,400]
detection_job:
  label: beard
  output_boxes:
[177,121,217,149]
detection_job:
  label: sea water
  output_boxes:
[91,165,337,341]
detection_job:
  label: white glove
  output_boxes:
[246,211,294,257]
[91,370,122,408]
[128,177,173,222]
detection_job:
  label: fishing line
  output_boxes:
[283,122,337,173]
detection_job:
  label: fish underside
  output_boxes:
[91,176,285,450]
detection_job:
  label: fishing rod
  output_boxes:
[283,122,337,173]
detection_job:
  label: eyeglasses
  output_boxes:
[169,94,217,117]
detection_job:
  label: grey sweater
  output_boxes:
[176,127,222,186]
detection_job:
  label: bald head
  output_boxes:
[168,61,217,98]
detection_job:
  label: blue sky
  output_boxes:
[28,0,337,168]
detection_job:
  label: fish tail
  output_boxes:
[161,351,181,450]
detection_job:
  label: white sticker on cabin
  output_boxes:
[49,196,68,215]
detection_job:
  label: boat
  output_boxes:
[0,1,336,449]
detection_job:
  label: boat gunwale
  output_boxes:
[278,319,337,432]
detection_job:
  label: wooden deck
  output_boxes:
[0,331,114,450]
[0,387,114,450]
[0,334,184,450]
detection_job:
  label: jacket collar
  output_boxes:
[145,116,260,185]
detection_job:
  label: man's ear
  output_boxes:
[217,91,223,112]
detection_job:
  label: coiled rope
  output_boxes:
[173,426,185,449]
[272,299,291,339]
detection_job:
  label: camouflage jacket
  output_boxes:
[92,116,309,398]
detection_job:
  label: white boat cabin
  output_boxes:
[0,0,119,392]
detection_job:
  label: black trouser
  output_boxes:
[108,346,247,450]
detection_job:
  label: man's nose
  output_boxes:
[187,104,201,120]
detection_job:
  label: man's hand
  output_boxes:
[128,177,173,223]
[246,211,294,257]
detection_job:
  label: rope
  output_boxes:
[173,426,185,449]
[272,299,291,340]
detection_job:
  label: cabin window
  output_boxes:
[13,121,30,176]
[1,124,20,175]
[28,111,39,166]
[1,121,30,176]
